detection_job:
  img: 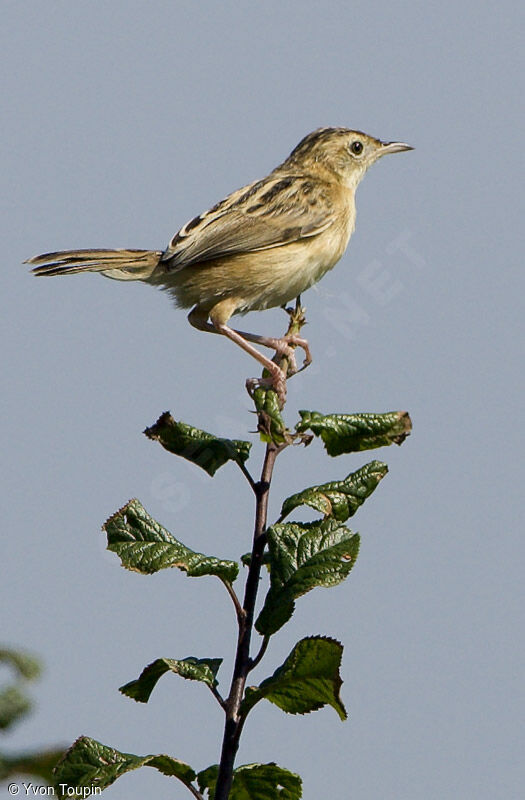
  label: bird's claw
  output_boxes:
[244,333,310,408]
[246,366,287,406]
[271,333,312,375]
[273,344,298,376]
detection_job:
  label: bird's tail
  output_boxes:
[26,248,162,281]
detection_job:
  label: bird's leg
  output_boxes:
[272,295,313,372]
[188,307,288,402]
[227,296,311,376]
[191,315,303,374]
[232,330,313,375]
[214,323,288,401]
[227,329,301,375]
[188,305,311,375]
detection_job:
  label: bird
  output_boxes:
[27,127,412,399]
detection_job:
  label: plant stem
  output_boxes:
[185,782,204,800]
[213,441,279,800]
[221,578,245,624]
[248,634,270,672]
[237,460,257,491]
[208,684,226,710]
[214,299,307,799]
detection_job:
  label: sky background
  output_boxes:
[2,1,523,798]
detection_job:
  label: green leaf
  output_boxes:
[53,736,197,796]
[103,499,239,583]
[0,747,65,784]
[255,520,359,635]
[0,648,42,681]
[280,460,388,522]
[144,411,251,476]
[0,686,32,731]
[242,636,346,720]
[197,764,219,797]
[240,551,271,570]
[296,410,412,455]
[198,762,302,800]
[120,657,222,702]
[253,388,290,445]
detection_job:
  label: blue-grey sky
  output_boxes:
[2,2,523,798]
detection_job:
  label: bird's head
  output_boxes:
[285,127,413,189]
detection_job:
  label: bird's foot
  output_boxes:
[246,364,287,406]
[270,333,312,376]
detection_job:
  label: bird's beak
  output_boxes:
[380,141,414,155]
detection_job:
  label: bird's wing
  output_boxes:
[161,174,335,270]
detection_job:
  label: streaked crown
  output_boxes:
[283,127,412,187]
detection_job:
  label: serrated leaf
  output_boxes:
[0,686,32,730]
[0,648,42,681]
[296,410,412,455]
[198,762,302,800]
[240,551,271,570]
[53,736,196,796]
[120,656,222,702]
[144,411,251,476]
[280,460,388,522]
[253,388,290,445]
[103,499,238,582]
[255,520,359,636]
[197,764,219,796]
[242,636,346,720]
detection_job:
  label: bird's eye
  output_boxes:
[350,141,364,155]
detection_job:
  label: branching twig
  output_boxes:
[214,442,278,800]
[185,782,204,800]
[248,635,270,672]
[236,460,257,492]
[213,299,308,800]
[208,684,226,711]
[220,579,245,625]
